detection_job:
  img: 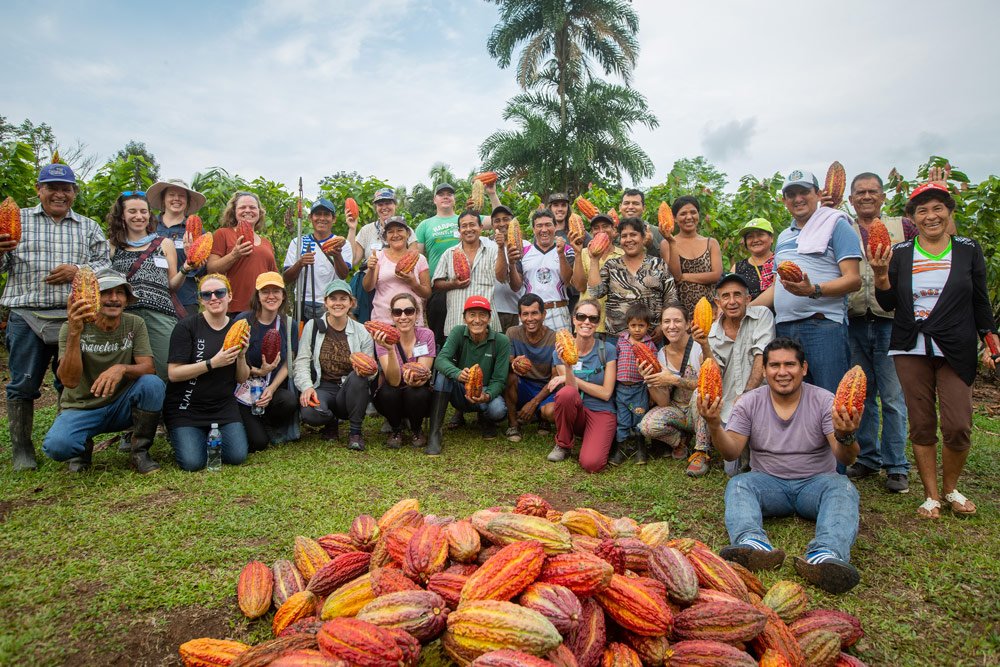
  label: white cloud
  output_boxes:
[702,118,757,161]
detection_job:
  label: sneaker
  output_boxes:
[794,555,860,594]
[720,544,786,571]
[885,473,910,494]
[686,451,710,477]
[411,432,427,449]
[321,419,340,442]
[547,445,568,462]
[845,462,879,480]
[347,434,365,452]
[505,426,522,443]
[385,432,403,450]
[671,442,689,460]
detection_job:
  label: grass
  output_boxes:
[0,404,998,666]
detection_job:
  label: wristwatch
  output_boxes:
[205,358,213,371]
[809,284,822,299]
[835,431,856,445]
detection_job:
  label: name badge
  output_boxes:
[573,362,583,371]
[369,241,384,252]
[412,344,429,357]
[153,256,169,269]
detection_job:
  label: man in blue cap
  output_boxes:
[282,198,353,320]
[0,162,111,471]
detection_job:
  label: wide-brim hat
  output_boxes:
[147,179,207,214]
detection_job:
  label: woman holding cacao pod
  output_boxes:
[637,303,713,475]
[547,299,618,472]
[663,196,723,318]
[371,294,436,449]
[232,272,299,453]
[871,182,998,519]
[207,191,278,315]
[362,216,430,326]
[164,274,251,471]
[731,218,776,300]
[149,178,208,315]
[293,279,377,452]
[107,192,191,381]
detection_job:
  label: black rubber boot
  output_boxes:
[67,438,94,473]
[634,435,648,465]
[8,399,37,471]
[129,408,161,474]
[608,439,633,466]
[425,392,449,456]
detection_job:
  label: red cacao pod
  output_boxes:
[356,589,450,643]
[394,250,421,277]
[824,161,846,208]
[350,352,379,377]
[316,617,405,666]
[867,218,891,257]
[321,236,346,255]
[453,249,472,281]
[511,355,534,376]
[593,573,673,637]
[262,328,282,365]
[834,365,867,413]
[364,321,401,346]
[514,494,552,517]
[537,551,614,597]
[568,597,606,667]
[185,214,203,240]
[518,582,583,636]
[465,364,484,400]
[697,358,723,405]
[587,232,611,257]
[461,540,547,603]
[344,198,359,219]
[665,640,756,666]
[777,260,803,283]
[403,523,450,583]
[630,341,660,374]
[475,171,498,186]
[306,552,372,597]
[236,220,255,244]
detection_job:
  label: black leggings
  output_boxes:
[300,373,372,432]
[373,382,432,432]
[238,387,298,453]
[427,290,448,349]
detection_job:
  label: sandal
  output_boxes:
[944,490,977,516]
[505,426,522,443]
[917,497,941,519]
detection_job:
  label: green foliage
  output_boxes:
[318,172,393,229]
[75,155,158,225]
[114,141,160,182]
[0,142,38,206]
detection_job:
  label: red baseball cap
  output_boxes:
[463,295,491,312]
[908,182,949,202]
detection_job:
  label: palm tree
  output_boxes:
[428,162,458,188]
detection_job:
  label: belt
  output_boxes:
[544,300,568,309]
[850,310,889,323]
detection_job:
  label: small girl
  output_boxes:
[610,302,657,465]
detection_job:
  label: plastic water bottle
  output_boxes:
[206,423,222,472]
[250,379,265,416]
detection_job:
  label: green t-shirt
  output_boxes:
[57,313,152,410]
[415,214,461,278]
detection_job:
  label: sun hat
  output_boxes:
[96,269,137,304]
[146,178,206,213]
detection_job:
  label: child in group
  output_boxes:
[610,303,657,465]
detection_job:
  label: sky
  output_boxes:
[5,0,999,198]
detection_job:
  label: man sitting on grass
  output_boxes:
[698,337,864,594]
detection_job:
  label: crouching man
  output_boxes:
[42,270,165,473]
[698,337,863,594]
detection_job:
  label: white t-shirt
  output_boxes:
[520,242,568,304]
[283,235,353,301]
[889,241,952,358]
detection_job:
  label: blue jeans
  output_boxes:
[42,375,165,461]
[169,422,248,471]
[775,317,850,394]
[615,382,648,442]
[5,311,62,400]
[434,373,506,422]
[848,317,909,474]
[725,471,860,562]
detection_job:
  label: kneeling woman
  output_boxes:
[547,299,618,472]
[165,274,250,470]
[294,279,376,451]
[372,294,436,449]
[234,272,299,452]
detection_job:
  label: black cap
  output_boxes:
[716,272,750,290]
[548,192,569,204]
[588,213,614,229]
[491,204,515,218]
[434,183,455,195]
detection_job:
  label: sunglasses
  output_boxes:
[199,288,229,300]
[120,190,146,198]
[391,307,417,317]
[575,313,600,324]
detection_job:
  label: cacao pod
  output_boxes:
[461,540,547,603]
[610,517,638,539]
[428,571,469,609]
[601,643,641,667]
[692,297,714,336]
[657,202,674,238]
[476,172,499,186]
[637,522,671,548]
[574,197,599,220]
[472,649,556,667]
[378,499,421,532]
[0,197,22,244]
[279,617,325,638]
[471,180,486,211]
[834,365,867,414]
[344,198,359,219]
[568,214,585,240]
[236,220,255,244]
[186,233,214,267]
[518,582,583,636]
[350,351,379,378]
[727,560,767,598]
[672,600,767,643]
[306,552,372,597]
[402,361,432,384]
[568,597,606,667]
[507,223,524,252]
[223,319,251,351]
[445,599,563,660]
[403,523,450,583]
[445,519,482,563]
[316,617,406,666]
[622,633,670,667]
[321,236,346,255]
[237,560,274,619]
[593,573,673,637]
[70,266,101,321]
[665,640,756,667]
[750,607,805,667]
[229,635,319,667]
[486,513,573,555]
[789,609,864,649]
[465,364,484,400]
[759,649,796,667]
[514,494,552,517]
[631,340,661,373]
[607,208,619,225]
[675,540,750,602]
[186,214,203,240]
[561,510,601,538]
[453,249,472,281]
[319,572,375,619]
[867,218,891,257]
[274,590,319,636]
[262,328,282,365]
[648,545,699,604]
[511,355,534,376]
[593,540,626,575]
[295,535,332,582]
[179,638,250,667]
[395,250,421,277]
[574,509,614,539]
[824,162,846,208]
[797,629,841,667]
[776,260,803,283]
[317,534,358,558]
[833,653,868,667]
[349,514,380,551]
[537,551,614,597]
[268,651,346,667]
[556,329,578,366]
[762,580,809,624]
[364,321,401,346]
[587,232,611,257]
[273,559,306,607]
[356,589,450,643]
[697,358,723,405]
[385,627,420,667]
[386,524,421,565]
[370,566,422,597]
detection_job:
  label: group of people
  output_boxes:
[2,160,996,595]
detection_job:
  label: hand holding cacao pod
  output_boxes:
[0,196,22,251]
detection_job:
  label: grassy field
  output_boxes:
[0,402,998,667]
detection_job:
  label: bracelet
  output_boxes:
[205,358,212,371]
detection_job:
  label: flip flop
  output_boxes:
[917,497,941,519]
[944,490,977,516]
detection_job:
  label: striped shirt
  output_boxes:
[589,255,677,335]
[433,239,501,335]
[0,205,111,309]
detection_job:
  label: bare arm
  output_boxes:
[743,354,765,392]
[681,238,723,285]
[697,394,749,461]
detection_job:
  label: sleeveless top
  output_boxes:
[110,244,176,317]
[733,255,775,300]
[677,240,716,317]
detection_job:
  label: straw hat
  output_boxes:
[147,178,207,214]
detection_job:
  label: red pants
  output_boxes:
[554,386,616,472]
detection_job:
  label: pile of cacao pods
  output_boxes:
[179,495,867,666]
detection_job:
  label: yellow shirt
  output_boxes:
[579,245,625,332]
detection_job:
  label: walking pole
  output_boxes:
[297,177,308,337]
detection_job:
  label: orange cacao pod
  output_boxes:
[236,220,255,244]
[568,214,585,240]
[377,499,421,532]
[665,640,756,666]
[465,364,484,399]
[657,202,674,237]
[237,560,274,619]
[316,617,406,666]
[750,606,805,667]
[344,198,359,219]
[568,597,606,667]
[777,260,803,283]
[692,297,714,336]
[518,582,583,636]
[186,214,203,240]
[789,609,864,649]
[686,542,750,602]
[274,590,319,636]
[621,632,669,667]
[349,514,380,551]
[364,321,401,346]
[261,328,282,365]
[867,218,891,257]
[445,519,482,563]
[273,559,306,608]
[350,352,379,377]
[223,319,251,351]
[762,580,809,624]
[70,266,101,321]
[537,551,614,597]
[453,249,472,281]
[514,494,552,517]
[824,161,846,207]
[316,533,358,558]
[759,648,796,667]
[697,358,723,405]
[574,197,599,220]
[556,329,578,365]
[186,233,214,267]
[404,523,450,583]
[511,355,533,376]
[461,540,547,603]
[306,551,372,597]
[834,365,867,413]
[0,197,21,244]
[369,567,420,597]
[607,208,619,225]
[797,629,841,667]
[507,222,524,251]
[727,560,766,597]
[267,651,346,667]
[445,599,563,661]
[179,638,250,667]
[630,341,660,373]
[294,535,332,582]
[229,635,319,667]
[601,643,641,667]
[394,249,421,276]
[587,232,611,257]
[321,236,346,255]
[593,573,673,637]
[476,171,498,186]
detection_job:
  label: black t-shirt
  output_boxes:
[164,314,241,428]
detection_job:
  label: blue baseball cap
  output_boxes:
[372,188,396,203]
[310,198,336,215]
[37,163,77,185]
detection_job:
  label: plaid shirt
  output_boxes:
[432,239,502,335]
[0,205,110,309]
[616,332,656,383]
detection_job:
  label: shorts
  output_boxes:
[516,376,556,411]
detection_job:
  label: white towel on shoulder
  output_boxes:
[795,206,848,255]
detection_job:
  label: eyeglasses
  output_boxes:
[391,307,417,317]
[575,313,600,324]
[120,190,146,198]
[198,288,229,300]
